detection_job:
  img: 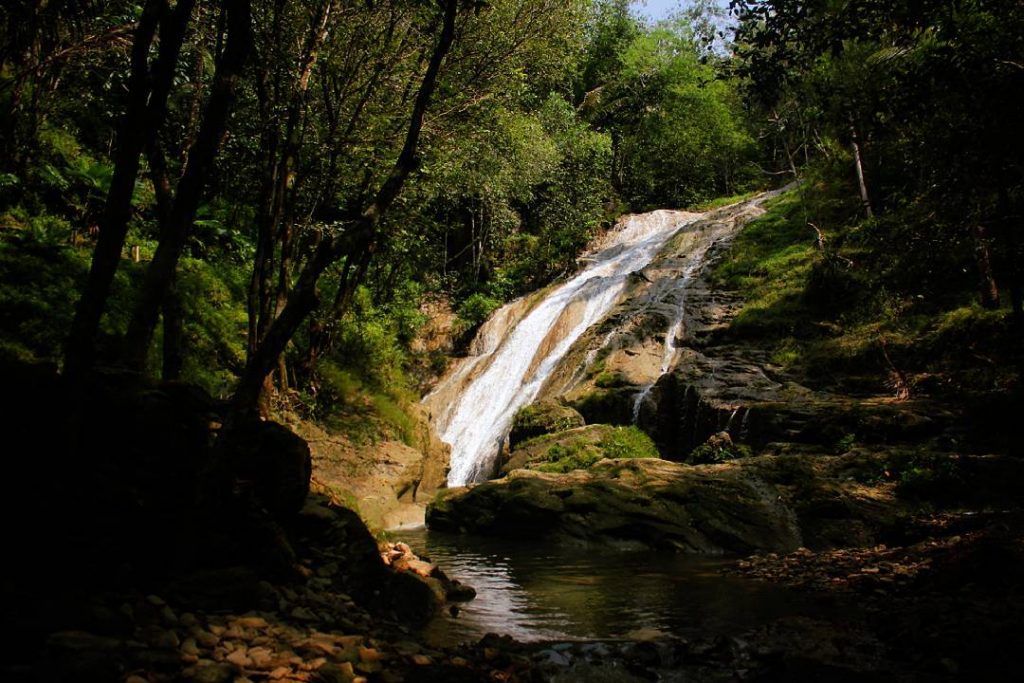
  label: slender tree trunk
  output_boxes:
[63,0,165,379]
[245,0,333,402]
[850,121,874,218]
[973,224,1001,309]
[230,0,460,418]
[161,278,185,381]
[121,0,254,371]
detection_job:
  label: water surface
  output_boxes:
[394,528,824,646]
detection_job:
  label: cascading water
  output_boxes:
[433,210,700,486]
[630,241,717,424]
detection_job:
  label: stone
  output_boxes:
[290,606,318,621]
[313,661,355,683]
[182,638,201,656]
[248,646,275,668]
[225,648,252,669]
[196,631,220,648]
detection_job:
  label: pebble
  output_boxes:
[268,666,291,680]
[290,607,317,621]
[225,648,251,668]
[196,631,219,648]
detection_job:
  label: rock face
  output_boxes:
[428,457,804,554]
[289,402,448,530]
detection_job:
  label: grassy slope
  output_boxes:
[710,190,1017,401]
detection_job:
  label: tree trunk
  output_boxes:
[850,121,874,219]
[161,278,185,381]
[229,0,460,418]
[121,0,254,371]
[973,224,1001,309]
[62,0,165,379]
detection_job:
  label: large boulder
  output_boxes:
[428,457,804,554]
[227,419,312,519]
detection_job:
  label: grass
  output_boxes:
[689,189,762,212]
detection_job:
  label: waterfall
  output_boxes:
[433,210,700,486]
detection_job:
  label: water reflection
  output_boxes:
[393,528,817,646]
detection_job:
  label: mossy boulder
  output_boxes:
[427,458,803,554]
[503,424,659,475]
[508,400,585,450]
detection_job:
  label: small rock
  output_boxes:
[248,646,274,668]
[196,631,219,648]
[268,667,291,680]
[290,607,317,621]
[225,648,251,669]
[234,616,268,629]
[411,654,432,666]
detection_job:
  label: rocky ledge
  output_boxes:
[427,452,1024,554]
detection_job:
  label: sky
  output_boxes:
[631,0,683,21]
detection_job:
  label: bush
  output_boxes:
[894,453,964,504]
[456,292,501,330]
[687,432,752,464]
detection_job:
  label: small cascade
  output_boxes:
[630,242,717,424]
[433,210,701,486]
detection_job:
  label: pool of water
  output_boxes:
[392,528,826,646]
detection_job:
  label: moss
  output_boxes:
[596,425,660,459]
[593,371,630,388]
[527,425,659,473]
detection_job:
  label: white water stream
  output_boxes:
[433,210,701,486]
